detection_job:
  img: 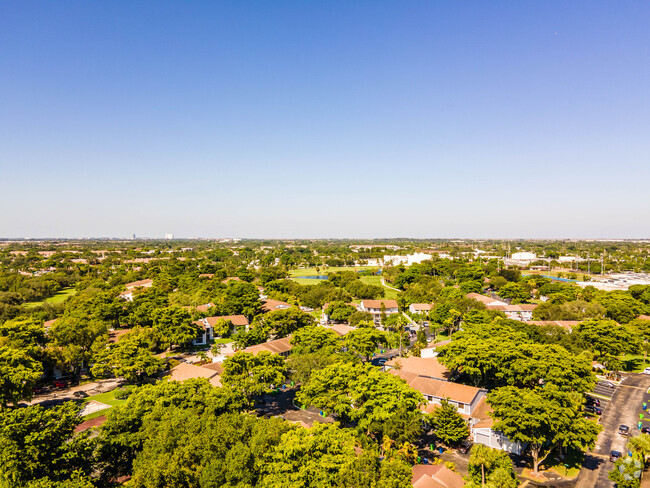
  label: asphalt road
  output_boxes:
[575,374,650,488]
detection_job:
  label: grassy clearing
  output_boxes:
[24,287,77,308]
[289,266,378,277]
[619,354,650,372]
[360,275,401,300]
[80,390,128,420]
[290,277,326,286]
[544,449,584,479]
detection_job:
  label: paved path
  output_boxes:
[575,374,650,488]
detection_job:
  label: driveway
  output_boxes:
[575,374,650,488]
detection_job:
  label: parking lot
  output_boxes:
[575,374,650,488]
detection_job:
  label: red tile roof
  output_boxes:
[205,315,249,327]
[385,356,450,380]
[262,299,293,312]
[389,369,483,404]
[361,299,399,309]
[244,336,293,355]
[125,279,153,289]
[412,465,464,488]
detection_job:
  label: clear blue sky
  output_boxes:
[1,1,649,239]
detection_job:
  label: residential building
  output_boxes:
[469,397,525,455]
[262,299,293,313]
[465,293,507,307]
[358,299,399,325]
[243,336,293,357]
[193,315,249,345]
[409,303,433,315]
[486,303,537,321]
[389,369,486,417]
[420,340,451,358]
[529,320,579,332]
[169,362,222,387]
[384,356,450,381]
[125,279,153,290]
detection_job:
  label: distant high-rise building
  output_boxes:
[132,234,136,240]
[165,233,174,240]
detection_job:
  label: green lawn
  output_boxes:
[213,338,234,344]
[359,275,401,300]
[289,266,378,277]
[290,277,325,286]
[619,354,650,372]
[80,390,128,420]
[544,448,584,479]
[23,287,77,308]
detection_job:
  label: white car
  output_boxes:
[642,368,650,375]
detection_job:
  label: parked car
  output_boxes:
[585,396,600,407]
[458,440,472,454]
[73,391,88,398]
[643,367,650,375]
[619,425,630,436]
[585,405,602,415]
[610,450,622,462]
[377,358,387,366]
[641,427,650,434]
[53,380,67,389]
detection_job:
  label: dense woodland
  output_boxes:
[1,239,650,487]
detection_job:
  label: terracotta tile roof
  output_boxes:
[244,336,293,355]
[125,279,153,289]
[74,415,107,433]
[412,465,464,488]
[410,303,433,311]
[262,299,293,312]
[201,362,225,374]
[205,315,249,327]
[465,293,505,305]
[639,315,650,321]
[169,362,222,387]
[360,299,399,309]
[486,303,537,312]
[389,369,483,405]
[470,396,493,428]
[44,319,57,328]
[198,273,214,278]
[529,320,579,330]
[195,303,215,312]
[385,356,450,380]
[327,324,356,336]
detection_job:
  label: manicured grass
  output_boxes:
[23,287,77,308]
[544,449,584,479]
[359,275,401,300]
[290,278,325,286]
[619,354,650,373]
[289,266,378,277]
[213,338,234,344]
[80,389,128,419]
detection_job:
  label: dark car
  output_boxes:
[610,450,622,462]
[458,441,472,454]
[619,425,630,436]
[642,427,650,435]
[586,396,601,407]
[73,391,88,398]
[585,405,602,415]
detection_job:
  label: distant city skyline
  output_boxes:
[1,1,649,238]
